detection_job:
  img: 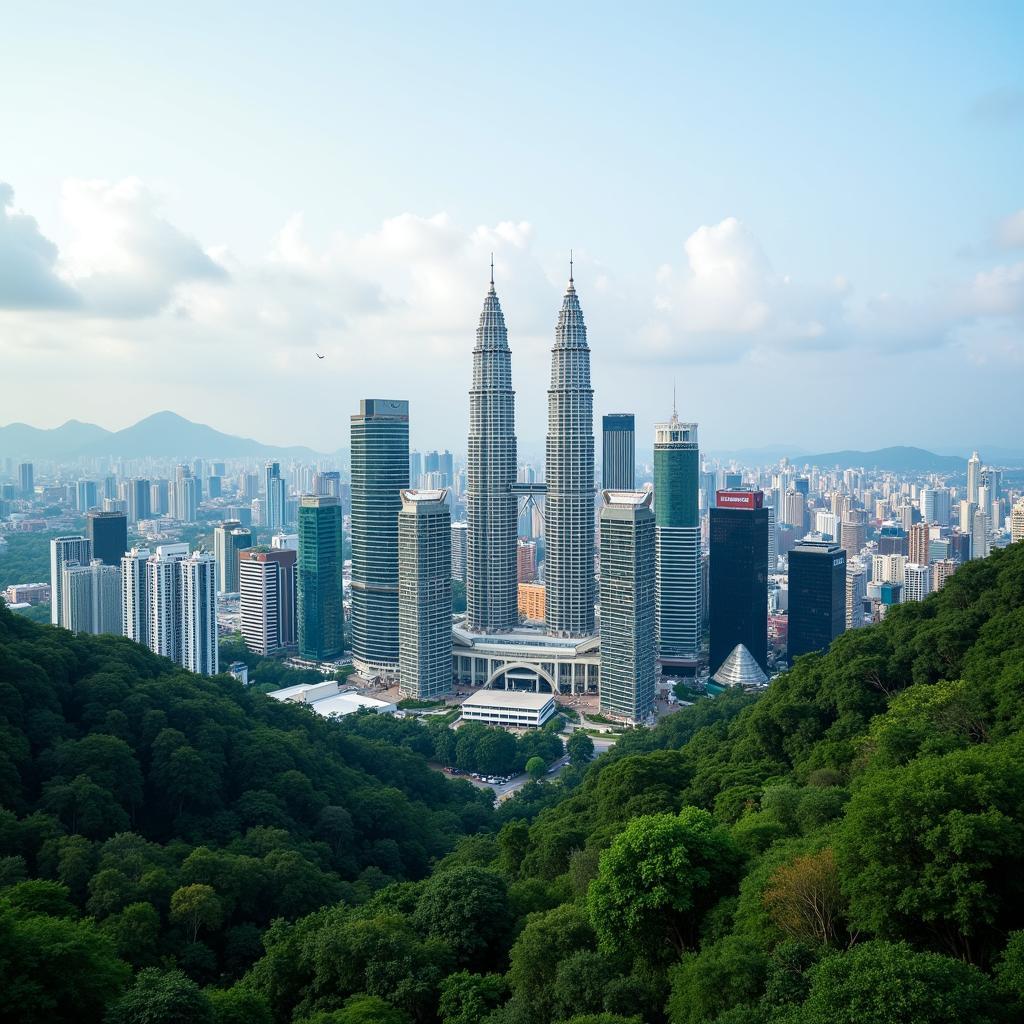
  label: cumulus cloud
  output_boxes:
[0,183,80,310]
[59,178,226,316]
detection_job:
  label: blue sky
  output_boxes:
[1,2,1022,455]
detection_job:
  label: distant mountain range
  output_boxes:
[0,412,331,460]
[794,446,967,473]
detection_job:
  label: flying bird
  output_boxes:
[315,352,325,360]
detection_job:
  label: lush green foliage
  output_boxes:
[3,541,1024,1022]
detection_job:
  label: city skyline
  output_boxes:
[1,5,1022,453]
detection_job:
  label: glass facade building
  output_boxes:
[86,510,128,567]
[602,413,635,490]
[297,495,343,661]
[788,540,847,660]
[350,399,409,676]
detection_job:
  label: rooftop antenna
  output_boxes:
[490,252,494,288]
[569,249,574,284]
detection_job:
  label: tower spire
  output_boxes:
[490,252,494,288]
[569,249,574,285]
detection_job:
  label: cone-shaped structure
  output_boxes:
[712,643,769,688]
[545,274,595,637]
[466,274,518,632]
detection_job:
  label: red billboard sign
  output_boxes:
[716,489,763,509]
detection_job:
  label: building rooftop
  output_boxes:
[712,644,769,688]
[268,680,395,717]
[463,689,555,710]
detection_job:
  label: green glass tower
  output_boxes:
[297,494,343,661]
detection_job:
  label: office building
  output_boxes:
[709,490,769,676]
[150,479,169,516]
[76,479,98,512]
[174,466,198,523]
[783,489,807,532]
[350,399,409,677]
[840,509,867,556]
[517,538,537,582]
[121,546,151,644]
[18,462,34,497]
[654,412,701,667]
[545,269,596,638]
[451,521,468,583]
[967,450,981,505]
[213,520,253,593]
[297,494,343,661]
[313,470,342,498]
[50,535,92,627]
[971,508,989,560]
[903,562,932,603]
[766,502,778,568]
[788,540,846,660]
[398,489,452,699]
[265,462,286,531]
[180,552,218,676]
[466,271,519,633]
[908,522,931,567]
[602,413,635,490]
[147,544,189,662]
[240,548,297,656]
[599,490,656,723]
[845,565,867,629]
[128,478,151,524]
[461,689,556,729]
[86,510,128,567]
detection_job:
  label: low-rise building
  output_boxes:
[460,688,556,729]
[268,680,396,717]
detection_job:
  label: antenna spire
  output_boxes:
[489,252,494,288]
[569,248,574,284]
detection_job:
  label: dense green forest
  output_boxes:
[3,542,1024,1023]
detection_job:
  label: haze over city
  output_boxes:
[2,2,1023,454]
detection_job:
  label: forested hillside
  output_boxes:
[3,542,1024,1023]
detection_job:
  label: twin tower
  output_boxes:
[466,267,595,639]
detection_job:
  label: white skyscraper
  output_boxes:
[239,548,296,656]
[50,535,92,627]
[181,551,218,676]
[967,450,981,505]
[450,521,468,584]
[903,563,932,603]
[61,560,121,635]
[971,508,990,560]
[61,563,95,633]
[121,546,151,644]
[148,544,189,661]
[872,553,906,584]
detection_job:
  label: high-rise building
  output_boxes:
[76,479,99,512]
[903,562,932,603]
[150,479,169,516]
[545,270,595,638]
[971,507,989,560]
[466,271,519,633]
[908,522,931,567]
[788,540,846,660]
[50,535,92,626]
[148,544,189,662]
[766,502,778,569]
[128,478,151,524]
[18,462,34,497]
[181,551,218,676]
[784,489,807,532]
[872,552,906,584]
[709,490,769,676]
[213,520,253,593]
[450,522,468,583]
[602,413,635,490]
[265,462,286,531]
[350,399,409,676]
[103,475,118,501]
[297,494,343,661]
[1012,499,1024,543]
[967,450,982,505]
[121,546,151,644]
[654,413,701,666]
[409,452,423,487]
[240,548,297,655]
[313,470,342,498]
[175,466,198,523]
[933,559,958,590]
[920,487,951,526]
[398,489,452,699]
[839,509,867,557]
[517,538,537,583]
[61,562,96,634]
[845,565,867,629]
[599,490,656,724]
[86,510,128,567]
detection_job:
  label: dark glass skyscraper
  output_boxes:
[86,510,128,567]
[788,539,846,660]
[297,494,343,660]
[709,490,769,676]
[350,399,410,676]
[602,413,635,490]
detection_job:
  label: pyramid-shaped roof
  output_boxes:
[712,644,769,688]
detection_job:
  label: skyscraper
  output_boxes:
[86,510,128,567]
[180,551,218,676]
[545,269,595,638]
[709,490,769,676]
[50,535,92,626]
[654,412,701,667]
[517,538,538,583]
[121,546,151,644]
[450,522,468,583]
[967,450,981,505]
[240,548,297,656]
[908,522,931,567]
[602,413,635,490]
[62,559,122,636]
[297,494,343,661]
[265,462,286,531]
[128,478,151,524]
[174,466,198,523]
[18,462,33,498]
[398,489,452,699]
[1012,498,1024,543]
[845,564,867,629]
[213,520,253,593]
[76,479,98,512]
[784,489,807,532]
[971,507,989,560]
[350,399,409,676]
[933,559,958,589]
[148,544,189,662]
[788,540,846,660]
[599,490,656,723]
[903,562,932,602]
[466,271,519,633]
